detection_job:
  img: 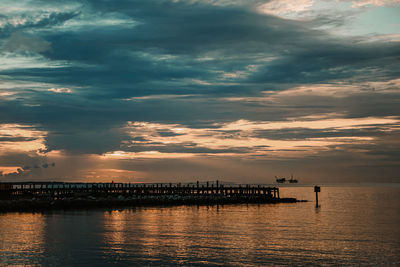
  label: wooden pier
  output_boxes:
[0,181,295,212]
[1,181,279,199]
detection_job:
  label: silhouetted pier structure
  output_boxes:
[0,181,297,212]
[1,181,280,199]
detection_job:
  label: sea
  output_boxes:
[1,184,399,266]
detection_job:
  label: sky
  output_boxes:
[0,0,399,183]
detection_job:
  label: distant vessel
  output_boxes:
[275,175,299,183]
[288,174,298,183]
[275,176,286,183]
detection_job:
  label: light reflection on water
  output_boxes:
[0,213,45,266]
[1,185,399,266]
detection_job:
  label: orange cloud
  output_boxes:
[0,124,47,154]
[48,87,73,93]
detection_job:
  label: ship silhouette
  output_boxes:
[275,176,286,183]
[288,174,298,183]
[275,174,298,183]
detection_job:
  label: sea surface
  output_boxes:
[1,184,399,266]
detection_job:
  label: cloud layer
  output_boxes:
[0,0,399,182]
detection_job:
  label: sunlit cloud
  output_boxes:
[0,54,64,70]
[0,166,22,175]
[104,150,196,159]
[110,116,400,161]
[124,94,195,101]
[219,117,399,131]
[79,167,145,180]
[350,0,400,8]
[61,14,137,29]
[224,79,400,104]
[0,1,80,14]
[0,124,47,154]
[48,87,73,93]
[0,91,16,98]
[362,33,400,42]
[257,0,315,17]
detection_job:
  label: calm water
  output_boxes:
[1,185,399,266]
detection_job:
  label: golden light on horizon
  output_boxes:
[0,166,23,175]
[0,123,47,154]
[115,116,398,161]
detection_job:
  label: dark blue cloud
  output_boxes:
[1,0,398,101]
[250,42,400,84]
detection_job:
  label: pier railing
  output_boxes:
[0,181,280,200]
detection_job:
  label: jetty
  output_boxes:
[0,181,299,212]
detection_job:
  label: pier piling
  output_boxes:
[314,186,320,207]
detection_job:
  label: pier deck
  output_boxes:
[0,181,295,212]
[1,181,280,199]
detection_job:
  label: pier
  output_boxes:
[0,181,296,212]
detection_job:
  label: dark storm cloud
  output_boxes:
[83,0,309,54]
[250,42,400,84]
[2,0,398,101]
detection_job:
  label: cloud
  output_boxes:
[257,0,314,16]
[350,0,400,8]
[0,148,56,180]
[2,32,51,53]
[48,87,73,93]
[97,116,399,161]
[0,10,79,37]
[0,0,396,102]
[0,0,399,182]
[0,123,47,154]
[0,161,55,178]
